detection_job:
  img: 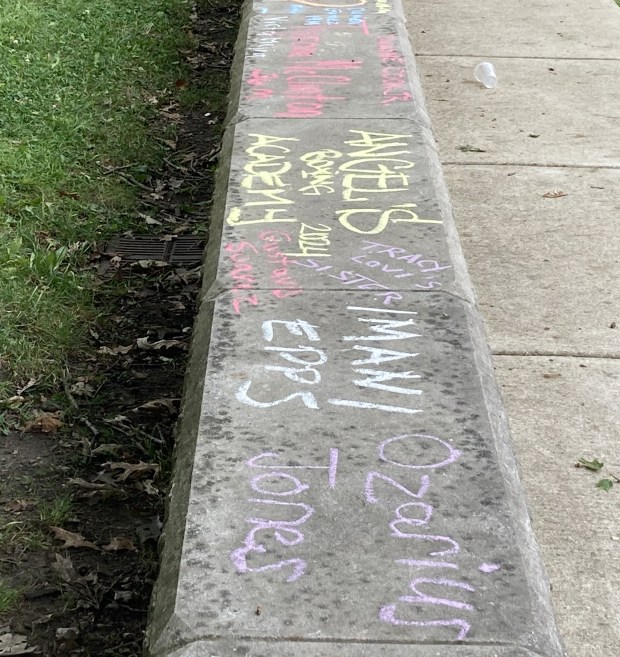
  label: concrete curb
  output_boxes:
[145,1,565,655]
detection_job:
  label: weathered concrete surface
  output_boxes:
[411,0,620,59]
[147,292,562,657]
[496,357,620,657]
[413,57,620,167]
[404,0,620,655]
[166,640,551,657]
[203,118,472,306]
[235,2,429,123]
[146,0,566,655]
[442,165,620,355]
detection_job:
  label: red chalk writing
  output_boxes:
[377,35,412,105]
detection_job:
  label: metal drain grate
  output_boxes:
[105,235,205,265]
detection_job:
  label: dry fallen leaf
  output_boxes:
[542,190,568,198]
[136,337,187,351]
[543,372,562,379]
[103,536,137,552]
[68,477,127,503]
[106,461,160,482]
[91,443,124,456]
[0,630,38,655]
[98,344,133,356]
[22,412,63,434]
[2,500,36,514]
[50,527,99,551]
[132,398,179,415]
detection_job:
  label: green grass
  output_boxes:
[38,494,73,526]
[0,580,20,613]
[0,0,193,393]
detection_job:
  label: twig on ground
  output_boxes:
[101,162,140,175]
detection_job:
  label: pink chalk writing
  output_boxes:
[246,68,277,101]
[352,240,452,290]
[366,430,476,639]
[292,258,403,304]
[223,242,260,315]
[258,230,304,299]
[230,498,313,582]
[231,447,340,582]
[377,35,412,105]
[276,60,361,118]
[479,562,501,573]
[378,433,462,470]
[247,448,339,490]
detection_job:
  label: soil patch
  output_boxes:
[0,1,241,654]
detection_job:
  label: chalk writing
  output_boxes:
[227,130,442,249]
[303,7,366,28]
[258,230,304,299]
[377,35,412,105]
[293,258,402,304]
[250,15,289,60]
[246,68,277,100]
[335,131,440,234]
[277,59,362,119]
[295,0,367,9]
[350,240,452,290]
[236,307,424,415]
[299,148,341,196]
[328,305,424,414]
[227,134,299,227]
[282,223,332,258]
[237,318,324,410]
[364,433,475,639]
[223,242,259,315]
[231,447,339,582]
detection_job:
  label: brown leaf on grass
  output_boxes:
[98,344,133,356]
[103,537,137,552]
[50,527,99,551]
[57,190,80,200]
[105,461,160,482]
[542,190,568,198]
[2,499,36,514]
[22,412,63,434]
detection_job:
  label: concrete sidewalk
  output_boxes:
[405,1,620,655]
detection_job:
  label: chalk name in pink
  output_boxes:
[366,432,476,640]
[230,448,339,581]
[276,59,362,118]
[377,34,412,105]
[258,230,304,299]
[223,242,260,315]
[350,240,452,290]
